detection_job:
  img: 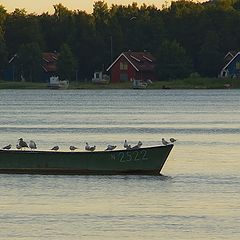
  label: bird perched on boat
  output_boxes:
[51,146,59,151]
[69,145,78,151]
[170,138,177,143]
[105,145,117,151]
[29,140,37,150]
[131,141,143,150]
[16,144,21,150]
[162,138,169,146]
[85,142,96,152]
[124,140,131,150]
[18,138,28,149]
[2,144,12,150]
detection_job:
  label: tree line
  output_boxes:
[0,0,240,82]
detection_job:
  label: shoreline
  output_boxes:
[0,77,239,90]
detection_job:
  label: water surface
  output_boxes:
[0,89,239,239]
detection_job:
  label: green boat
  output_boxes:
[0,144,173,175]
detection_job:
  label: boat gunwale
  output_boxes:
[0,144,173,155]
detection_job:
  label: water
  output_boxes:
[0,89,239,239]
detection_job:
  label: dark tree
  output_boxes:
[57,43,77,81]
[156,40,193,80]
[18,42,42,82]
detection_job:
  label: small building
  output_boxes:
[106,51,156,83]
[223,51,236,63]
[220,51,240,78]
[42,52,59,81]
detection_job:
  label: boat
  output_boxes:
[48,76,69,89]
[0,144,173,175]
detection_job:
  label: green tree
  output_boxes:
[0,31,8,73]
[0,5,7,27]
[18,42,42,82]
[57,43,77,80]
[198,31,223,77]
[156,40,193,80]
[5,9,43,55]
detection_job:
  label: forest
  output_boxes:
[0,0,240,82]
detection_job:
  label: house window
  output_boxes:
[120,62,128,70]
[236,62,240,70]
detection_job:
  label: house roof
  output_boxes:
[106,51,155,72]
[42,52,59,62]
[42,52,59,72]
[221,51,240,71]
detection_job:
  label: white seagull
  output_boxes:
[124,140,131,150]
[16,144,21,150]
[131,141,143,149]
[29,140,37,150]
[69,145,78,151]
[105,145,117,151]
[18,138,28,149]
[2,144,12,150]
[85,142,96,152]
[162,138,169,146]
[170,138,177,143]
[51,146,59,151]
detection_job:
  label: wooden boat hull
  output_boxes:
[0,145,173,175]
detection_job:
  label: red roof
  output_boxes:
[42,52,59,72]
[106,51,155,72]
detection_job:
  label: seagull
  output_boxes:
[170,138,177,143]
[16,144,21,150]
[131,141,143,150]
[18,138,28,149]
[29,140,37,150]
[69,145,78,151]
[162,138,169,146]
[2,144,12,150]
[85,142,96,152]
[51,146,59,151]
[105,145,117,151]
[124,140,131,150]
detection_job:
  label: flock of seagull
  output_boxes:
[2,138,176,151]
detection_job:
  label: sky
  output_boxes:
[0,0,207,14]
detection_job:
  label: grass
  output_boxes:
[0,80,47,89]
[147,77,240,89]
[0,77,239,90]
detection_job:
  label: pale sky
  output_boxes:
[0,0,206,14]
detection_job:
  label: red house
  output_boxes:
[106,51,157,83]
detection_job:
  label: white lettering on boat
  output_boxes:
[111,150,148,163]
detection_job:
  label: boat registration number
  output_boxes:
[111,150,148,163]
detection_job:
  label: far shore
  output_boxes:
[0,77,239,90]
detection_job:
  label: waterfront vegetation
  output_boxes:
[1,77,239,90]
[1,1,240,83]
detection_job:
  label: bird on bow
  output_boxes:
[85,142,96,152]
[170,138,177,143]
[18,138,28,149]
[162,138,169,146]
[131,141,143,150]
[16,144,21,150]
[2,144,12,150]
[105,145,117,151]
[124,140,131,150]
[29,140,37,150]
[69,145,78,151]
[51,146,59,151]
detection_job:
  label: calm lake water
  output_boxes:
[0,89,239,239]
